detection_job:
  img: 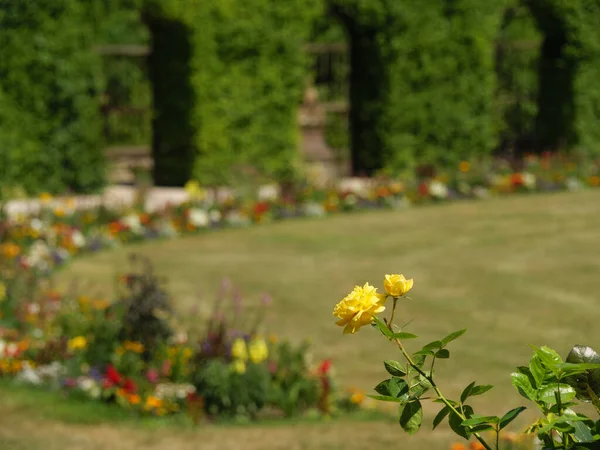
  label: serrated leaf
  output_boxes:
[372,316,393,337]
[432,405,450,430]
[511,372,536,401]
[449,406,473,440]
[470,385,493,397]
[435,349,450,359]
[538,384,576,405]
[441,329,467,346]
[499,406,526,430]
[384,360,407,377]
[529,354,547,387]
[391,332,418,340]
[422,340,443,351]
[398,400,423,435]
[460,381,476,403]
[366,394,405,403]
[461,415,500,427]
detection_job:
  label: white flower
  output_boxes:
[30,218,43,231]
[429,180,449,199]
[78,377,96,392]
[89,386,101,399]
[122,214,142,233]
[522,172,536,189]
[27,303,40,315]
[303,202,326,217]
[566,177,583,192]
[225,211,250,227]
[209,210,222,222]
[16,362,42,385]
[258,184,280,202]
[188,208,209,228]
[6,343,18,357]
[473,186,491,199]
[71,230,86,248]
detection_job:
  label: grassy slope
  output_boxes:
[2,190,600,449]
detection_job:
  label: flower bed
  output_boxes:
[0,254,370,421]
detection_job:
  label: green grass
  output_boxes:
[3,190,600,449]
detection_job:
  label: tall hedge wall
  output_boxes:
[0,0,105,195]
[1,0,599,192]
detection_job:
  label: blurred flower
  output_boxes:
[451,444,466,450]
[128,393,141,405]
[184,180,206,201]
[39,192,53,204]
[188,208,209,227]
[231,359,246,374]
[231,338,248,361]
[429,180,449,199]
[383,274,413,297]
[470,442,485,450]
[459,161,470,173]
[146,368,159,384]
[248,338,268,364]
[349,389,365,405]
[123,341,145,354]
[67,336,87,352]
[589,175,600,187]
[318,359,332,376]
[144,395,163,411]
[0,282,6,302]
[333,283,387,334]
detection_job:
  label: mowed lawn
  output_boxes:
[2,190,600,450]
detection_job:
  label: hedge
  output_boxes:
[1,0,599,191]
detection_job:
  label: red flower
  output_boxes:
[318,359,332,376]
[105,364,123,385]
[418,182,429,196]
[102,379,114,390]
[253,201,270,216]
[511,173,524,187]
[123,378,137,394]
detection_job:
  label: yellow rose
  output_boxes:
[248,338,268,364]
[231,359,246,374]
[333,283,387,334]
[383,274,414,297]
[68,336,87,351]
[231,338,248,361]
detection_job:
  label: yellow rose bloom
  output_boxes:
[383,274,414,297]
[68,336,87,351]
[333,283,387,334]
[248,338,268,364]
[231,338,248,361]
[231,359,246,374]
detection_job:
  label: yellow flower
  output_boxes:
[231,359,246,374]
[459,161,470,173]
[92,299,110,310]
[0,282,6,302]
[144,396,163,410]
[184,180,206,201]
[67,336,87,351]
[248,338,268,364]
[350,390,365,405]
[123,341,144,353]
[128,394,141,405]
[231,338,248,361]
[39,192,53,204]
[333,283,387,334]
[383,274,414,297]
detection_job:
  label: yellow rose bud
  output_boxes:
[383,274,413,297]
[333,283,387,334]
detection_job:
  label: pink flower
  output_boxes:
[146,368,159,384]
[161,360,172,376]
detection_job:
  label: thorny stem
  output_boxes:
[385,301,494,450]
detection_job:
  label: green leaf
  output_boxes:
[374,378,408,398]
[366,394,405,403]
[538,384,576,405]
[565,345,600,402]
[372,316,393,338]
[529,354,547,387]
[461,415,500,427]
[391,332,418,340]
[398,400,423,435]
[449,405,473,440]
[422,340,443,351]
[384,360,407,377]
[499,406,526,430]
[460,381,476,403]
[432,405,451,430]
[572,420,595,443]
[412,354,426,368]
[435,349,450,359]
[441,329,467,346]
[511,372,536,401]
[413,349,435,357]
[532,345,562,369]
[470,385,493,397]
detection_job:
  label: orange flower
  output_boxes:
[589,175,600,187]
[451,444,467,450]
[470,442,485,450]
[128,394,141,405]
[459,161,470,173]
[1,243,21,259]
[139,213,150,224]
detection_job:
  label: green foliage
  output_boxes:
[0,0,106,194]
